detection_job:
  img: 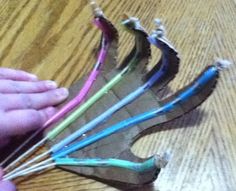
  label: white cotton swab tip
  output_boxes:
[215,59,232,70]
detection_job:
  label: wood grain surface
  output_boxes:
[0,0,235,190]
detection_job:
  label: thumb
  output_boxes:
[0,168,16,191]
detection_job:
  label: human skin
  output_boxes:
[0,67,69,190]
[0,168,16,191]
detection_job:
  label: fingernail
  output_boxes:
[28,74,38,80]
[45,81,58,89]
[56,88,69,99]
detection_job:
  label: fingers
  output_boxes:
[0,107,57,136]
[0,168,16,191]
[0,181,16,191]
[0,68,38,81]
[0,80,58,94]
[0,88,69,111]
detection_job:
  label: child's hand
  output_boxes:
[0,68,69,147]
[0,168,16,191]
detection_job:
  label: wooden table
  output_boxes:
[0,0,235,190]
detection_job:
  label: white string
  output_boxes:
[5,162,55,181]
[4,137,48,172]
[215,59,232,70]
[4,158,53,180]
[4,149,51,178]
